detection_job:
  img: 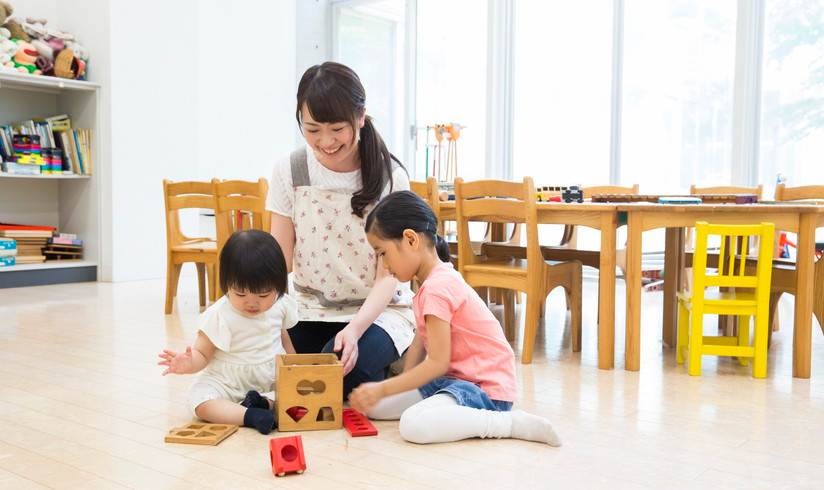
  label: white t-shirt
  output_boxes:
[266,145,410,219]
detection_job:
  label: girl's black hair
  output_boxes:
[296,62,406,218]
[365,190,451,263]
[219,229,288,298]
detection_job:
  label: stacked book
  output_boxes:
[0,224,57,264]
[0,238,15,267]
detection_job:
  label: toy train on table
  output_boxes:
[535,185,583,203]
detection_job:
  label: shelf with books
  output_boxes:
[0,72,101,288]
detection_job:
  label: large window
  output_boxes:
[414,0,488,182]
[512,1,613,187]
[758,0,824,198]
[334,1,405,157]
[621,1,737,193]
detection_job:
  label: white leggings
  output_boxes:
[367,389,514,444]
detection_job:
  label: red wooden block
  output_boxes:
[269,435,306,477]
[342,408,378,437]
[285,406,308,422]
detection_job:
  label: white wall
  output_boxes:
[4,1,298,282]
[107,0,297,282]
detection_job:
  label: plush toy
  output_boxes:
[0,2,29,43]
[64,39,88,79]
[4,38,41,74]
[0,26,19,71]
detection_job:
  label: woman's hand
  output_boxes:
[349,382,385,413]
[157,346,194,375]
[333,327,360,375]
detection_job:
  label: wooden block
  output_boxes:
[164,422,238,445]
[342,408,377,436]
[270,435,307,476]
[276,354,343,431]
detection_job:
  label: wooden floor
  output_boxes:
[1,276,824,489]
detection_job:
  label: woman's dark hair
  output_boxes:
[365,190,451,263]
[219,229,288,298]
[296,62,405,218]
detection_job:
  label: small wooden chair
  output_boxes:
[542,184,639,276]
[676,222,774,377]
[212,178,271,298]
[455,177,583,364]
[163,180,218,314]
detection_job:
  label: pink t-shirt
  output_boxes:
[413,262,518,402]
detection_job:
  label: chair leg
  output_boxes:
[165,260,182,314]
[503,290,516,342]
[570,267,583,353]
[688,308,703,376]
[737,315,750,366]
[196,263,207,307]
[676,301,688,364]
[752,312,768,378]
[520,294,542,364]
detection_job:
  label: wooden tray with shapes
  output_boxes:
[165,422,238,445]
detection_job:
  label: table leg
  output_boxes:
[662,227,685,347]
[625,212,643,371]
[598,213,617,370]
[793,215,815,378]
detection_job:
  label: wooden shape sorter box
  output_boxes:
[165,423,238,445]
[276,354,343,431]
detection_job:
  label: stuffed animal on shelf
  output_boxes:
[4,38,41,74]
[0,26,18,70]
[0,1,28,43]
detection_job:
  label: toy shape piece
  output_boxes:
[286,406,309,422]
[165,423,238,445]
[270,435,307,477]
[342,408,378,437]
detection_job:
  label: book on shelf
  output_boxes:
[0,238,16,257]
[0,255,15,267]
[49,236,82,246]
[0,223,56,238]
[0,223,57,231]
[15,254,46,264]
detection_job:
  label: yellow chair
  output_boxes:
[455,177,583,363]
[212,178,271,298]
[676,222,775,377]
[163,180,218,314]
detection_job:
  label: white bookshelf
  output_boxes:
[0,71,101,287]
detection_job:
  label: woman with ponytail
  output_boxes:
[350,191,562,446]
[267,62,414,397]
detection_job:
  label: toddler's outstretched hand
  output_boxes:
[349,381,384,413]
[158,346,194,375]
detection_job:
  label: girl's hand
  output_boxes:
[333,327,360,375]
[157,346,194,375]
[349,382,384,413]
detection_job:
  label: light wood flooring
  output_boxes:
[1,276,824,489]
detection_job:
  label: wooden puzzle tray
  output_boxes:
[165,423,238,446]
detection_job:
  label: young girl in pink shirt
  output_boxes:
[349,190,561,446]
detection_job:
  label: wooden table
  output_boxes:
[440,201,620,370]
[618,202,824,378]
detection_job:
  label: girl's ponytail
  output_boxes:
[351,116,402,217]
[433,234,451,263]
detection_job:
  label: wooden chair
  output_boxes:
[163,180,218,314]
[765,183,824,336]
[455,177,583,364]
[410,177,443,235]
[212,178,271,298]
[676,222,774,377]
[541,184,639,276]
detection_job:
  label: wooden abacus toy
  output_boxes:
[591,193,758,204]
[275,354,343,431]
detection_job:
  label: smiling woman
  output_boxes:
[266,62,415,398]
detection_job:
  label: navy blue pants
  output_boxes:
[287,321,399,397]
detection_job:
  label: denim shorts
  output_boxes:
[418,377,512,412]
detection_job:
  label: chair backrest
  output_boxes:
[692,221,774,295]
[164,180,215,247]
[410,177,442,235]
[454,177,539,272]
[690,184,763,200]
[212,178,271,253]
[774,183,824,202]
[582,184,639,199]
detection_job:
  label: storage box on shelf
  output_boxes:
[0,72,100,288]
